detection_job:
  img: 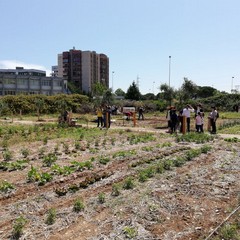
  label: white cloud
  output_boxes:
[0,60,51,76]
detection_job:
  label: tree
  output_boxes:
[102,89,114,106]
[142,93,155,100]
[197,86,217,98]
[180,77,198,102]
[125,82,141,100]
[115,88,125,97]
[92,82,107,97]
[67,82,81,94]
[159,83,175,105]
[34,97,45,121]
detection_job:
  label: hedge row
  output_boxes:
[0,94,89,115]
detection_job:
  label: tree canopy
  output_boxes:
[115,88,126,96]
[125,81,141,100]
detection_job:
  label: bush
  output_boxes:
[0,180,15,193]
[98,192,106,204]
[12,216,27,239]
[123,177,134,190]
[73,198,85,212]
[111,183,121,196]
[45,208,56,225]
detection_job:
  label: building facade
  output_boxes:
[0,67,46,77]
[56,48,109,93]
[0,67,66,96]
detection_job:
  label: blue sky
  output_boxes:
[0,0,240,94]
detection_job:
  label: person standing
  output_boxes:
[195,112,203,133]
[96,107,103,127]
[200,109,205,132]
[103,105,111,128]
[106,106,112,128]
[138,107,144,120]
[182,104,194,132]
[166,106,173,133]
[209,106,219,134]
[170,108,178,133]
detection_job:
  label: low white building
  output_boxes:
[0,67,66,95]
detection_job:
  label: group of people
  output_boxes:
[166,104,219,134]
[96,106,145,128]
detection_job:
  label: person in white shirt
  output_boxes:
[182,104,194,132]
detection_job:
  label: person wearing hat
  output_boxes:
[182,104,194,132]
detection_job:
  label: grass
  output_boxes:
[176,132,215,143]
[219,124,240,134]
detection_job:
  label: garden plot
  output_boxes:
[0,122,239,240]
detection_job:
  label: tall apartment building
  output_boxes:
[56,48,109,93]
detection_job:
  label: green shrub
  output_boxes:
[123,226,137,238]
[219,223,238,240]
[38,172,53,186]
[45,208,56,225]
[12,216,27,239]
[123,177,134,190]
[3,149,12,161]
[0,180,15,193]
[172,156,186,167]
[138,171,148,182]
[111,183,121,196]
[73,198,85,212]
[185,149,201,161]
[163,160,172,170]
[21,148,30,158]
[99,156,110,165]
[155,162,164,174]
[200,145,212,153]
[42,153,57,167]
[98,192,106,204]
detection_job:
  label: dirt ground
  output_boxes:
[0,116,239,240]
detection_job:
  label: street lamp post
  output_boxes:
[153,81,155,95]
[231,76,234,93]
[112,71,115,92]
[168,56,171,106]
[169,56,171,87]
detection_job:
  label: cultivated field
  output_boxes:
[0,114,239,240]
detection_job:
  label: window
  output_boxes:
[4,78,16,84]
[4,90,16,95]
[17,91,28,95]
[29,91,39,95]
[30,79,39,86]
[18,79,28,85]
[42,80,51,86]
[53,80,62,87]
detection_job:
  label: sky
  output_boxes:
[0,0,240,94]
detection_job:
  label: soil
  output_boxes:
[0,116,239,240]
